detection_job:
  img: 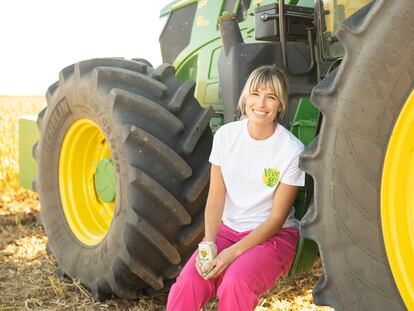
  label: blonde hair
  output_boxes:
[237,65,288,120]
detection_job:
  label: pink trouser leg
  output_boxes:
[217,228,298,311]
[167,225,298,311]
[166,226,235,311]
[166,250,216,311]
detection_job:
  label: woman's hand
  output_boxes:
[203,246,238,280]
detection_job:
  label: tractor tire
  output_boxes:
[300,1,414,310]
[34,58,213,300]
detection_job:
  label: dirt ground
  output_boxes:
[0,189,332,311]
[0,97,333,310]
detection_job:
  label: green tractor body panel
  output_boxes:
[288,98,319,274]
[290,98,319,147]
[19,116,39,190]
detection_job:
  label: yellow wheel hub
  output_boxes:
[381,89,414,309]
[59,119,115,246]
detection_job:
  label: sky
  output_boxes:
[0,0,172,95]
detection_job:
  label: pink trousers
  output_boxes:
[166,224,299,311]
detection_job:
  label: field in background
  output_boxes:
[0,96,332,310]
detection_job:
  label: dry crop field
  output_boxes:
[0,96,333,310]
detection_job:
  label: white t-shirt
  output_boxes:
[209,118,305,232]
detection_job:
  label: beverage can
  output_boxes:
[198,241,217,276]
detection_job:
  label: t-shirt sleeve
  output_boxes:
[281,147,305,186]
[209,128,223,166]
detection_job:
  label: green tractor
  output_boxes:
[28,0,413,309]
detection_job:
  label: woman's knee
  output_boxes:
[218,261,274,296]
[167,272,216,311]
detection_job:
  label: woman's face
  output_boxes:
[245,87,281,126]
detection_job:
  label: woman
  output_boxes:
[167,65,305,311]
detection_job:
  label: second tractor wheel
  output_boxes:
[300,1,414,310]
[35,58,213,300]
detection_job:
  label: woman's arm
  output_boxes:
[204,182,299,279]
[231,182,299,256]
[204,164,227,242]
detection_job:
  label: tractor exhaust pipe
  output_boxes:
[218,14,244,57]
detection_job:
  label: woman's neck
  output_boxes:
[247,120,276,140]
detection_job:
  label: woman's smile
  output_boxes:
[252,109,268,116]
[245,88,281,125]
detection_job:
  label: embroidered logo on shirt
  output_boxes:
[262,168,280,187]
